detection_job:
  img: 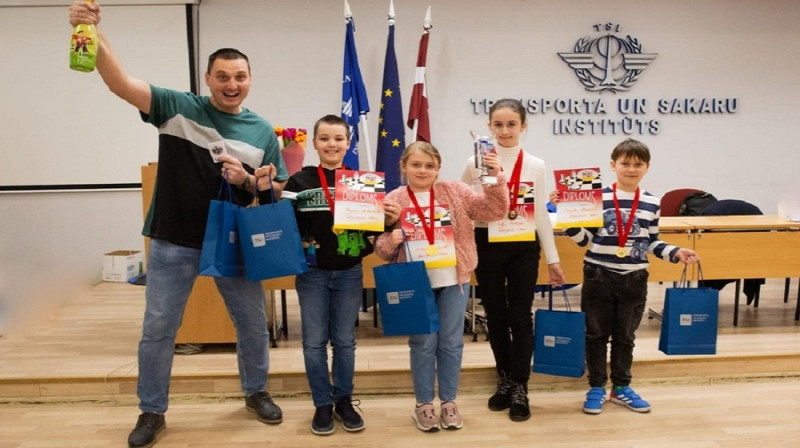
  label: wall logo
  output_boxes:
[470,22,738,136]
[558,24,657,93]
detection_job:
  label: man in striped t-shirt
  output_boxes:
[564,138,700,416]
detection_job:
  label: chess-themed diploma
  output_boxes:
[332,169,386,232]
[553,167,604,228]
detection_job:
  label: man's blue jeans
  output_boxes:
[409,283,470,404]
[295,264,363,407]
[138,239,270,413]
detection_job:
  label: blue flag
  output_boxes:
[341,16,370,170]
[376,22,405,193]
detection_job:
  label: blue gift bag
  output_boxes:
[236,179,308,282]
[658,284,719,355]
[199,180,245,277]
[373,237,439,336]
[532,290,586,378]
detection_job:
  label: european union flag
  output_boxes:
[341,15,370,170]
[376,20,405,193]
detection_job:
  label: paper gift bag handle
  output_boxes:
[677,264,689,288]
[246,174,277,207]
[547,288,572,311]
[388,229,414,263]
[561,289,572,311]
[216,178,239,204]
[677,261,705,288]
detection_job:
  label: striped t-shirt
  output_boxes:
[141,85,287,249]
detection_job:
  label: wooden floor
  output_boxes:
[0,278,799,447]
[1,380,800,447]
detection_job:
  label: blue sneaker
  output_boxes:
[582,387,606,414]
[610,386,651,413]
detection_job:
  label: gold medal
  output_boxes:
[616,247,627,258]
[507,210,518,220]
[426,244,439,256]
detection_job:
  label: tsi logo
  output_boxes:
[558,23,657,94]
[251,233,266,248]
[249,230,282,248]
[679,314,693,326]
[386,292,399,305]
[543,335,556,348]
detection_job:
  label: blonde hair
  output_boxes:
[400,141,441,167]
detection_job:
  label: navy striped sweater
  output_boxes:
[565,186,679,274]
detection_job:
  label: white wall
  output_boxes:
[3,0,799,330]
[201,0,800,209]
[0,3,188,187]
[0,191,144,331]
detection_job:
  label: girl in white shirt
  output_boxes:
[460,98,566,422]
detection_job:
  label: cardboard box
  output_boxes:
[102,250,144,282]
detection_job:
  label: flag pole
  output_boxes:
[344,0,373,171]
[342,0,371,170]
[376,0,406,192]
[410,4,419,140]
[361,116,373,171]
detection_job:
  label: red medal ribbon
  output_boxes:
[612,183,640,250]
[407,187,436,246]
[317,165,338,215]
[505,150,525,215]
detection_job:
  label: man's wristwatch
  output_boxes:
[239,175,251,190]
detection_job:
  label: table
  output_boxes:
[141,163,799,342]
[539,217,695,285]
[540,216,800,327]
[679,215,800,325]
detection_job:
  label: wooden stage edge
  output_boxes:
[2,277,799,406]
[3,354,800,406]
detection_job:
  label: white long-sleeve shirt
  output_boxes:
[460,144,560,265]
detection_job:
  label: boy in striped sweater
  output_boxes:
[564,138,700,415]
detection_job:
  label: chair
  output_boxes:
[262,276,296,346]
[656,188,706,290]
[660,188,705,217]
